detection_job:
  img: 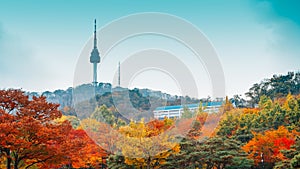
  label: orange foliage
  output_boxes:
[242,126,297,165]
[0,89,71,168]
[0,89,107,169]
[65,129,107,168]
[146,119,173,137]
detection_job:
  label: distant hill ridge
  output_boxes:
[26,71,300,118]
[27,83,201,118]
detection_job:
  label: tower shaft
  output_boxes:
[93,63,98,86]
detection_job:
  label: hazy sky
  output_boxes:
[0,0,299,98]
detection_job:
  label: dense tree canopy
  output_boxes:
[0,89,107,169]
[1,71,299,169]
[246,71,300,107]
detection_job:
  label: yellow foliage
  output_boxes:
[284,93,299,111]
[55,115,80,128]
[117,119,179,168]
[0,156,6,169]
[80,118,101,132]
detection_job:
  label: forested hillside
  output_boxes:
[36,71,300,118]
[38,83,200,119]
[2,71,298,168]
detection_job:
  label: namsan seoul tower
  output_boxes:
[90,19,101,86]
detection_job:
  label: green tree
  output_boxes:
[216,109,242,138]
[196,137,253,169]
[162,137,201,169]
[181,106,194,119]
[91,105,126,127]
[246,71,300,106]
[163,136,253,169]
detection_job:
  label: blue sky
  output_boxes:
[0,0,299,98]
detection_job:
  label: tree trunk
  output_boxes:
[14,162,18,169]
[147,157,151,169]
[5,149,11,169]
[14,154,19,169]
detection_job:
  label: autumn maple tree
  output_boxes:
[60,128,107,168]
[0,89,74,169]
[242,126,297,168]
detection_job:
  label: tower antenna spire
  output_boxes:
[94,19,97,49]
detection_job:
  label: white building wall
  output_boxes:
[154,105,221,119]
